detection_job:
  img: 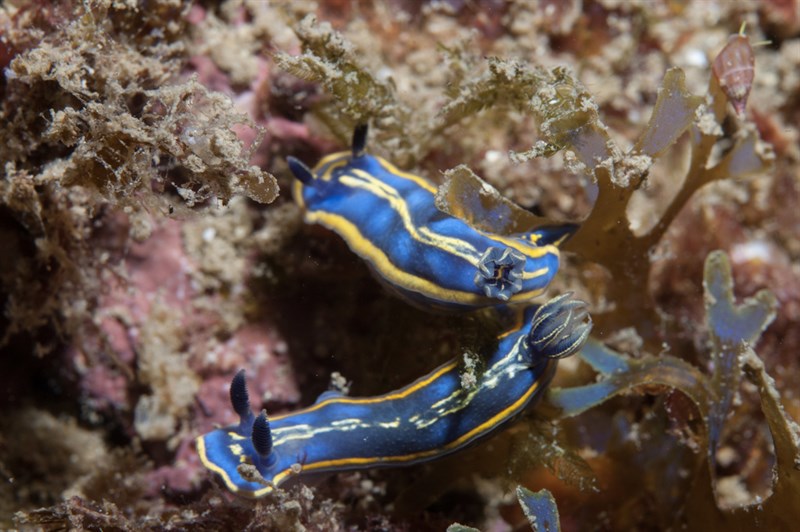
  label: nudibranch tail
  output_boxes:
[529,292,592,359]
[532,222,580,247]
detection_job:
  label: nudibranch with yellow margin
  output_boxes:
[288,125,577,311]
[196,294,591,497]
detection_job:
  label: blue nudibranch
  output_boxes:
[288,125,575,311]
[197,294,591,497]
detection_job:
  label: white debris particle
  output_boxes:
[202,226,217,242]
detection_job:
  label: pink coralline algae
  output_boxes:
[70,213,300,495]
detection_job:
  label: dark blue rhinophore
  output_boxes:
[286,156,314,185]
[351,123,368,158]
[252,410,277,468]
[230,369,254,430]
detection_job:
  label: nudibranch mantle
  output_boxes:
[197,295,591,497]
[289,126,573,311]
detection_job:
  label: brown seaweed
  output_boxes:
[544,251,798,527]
